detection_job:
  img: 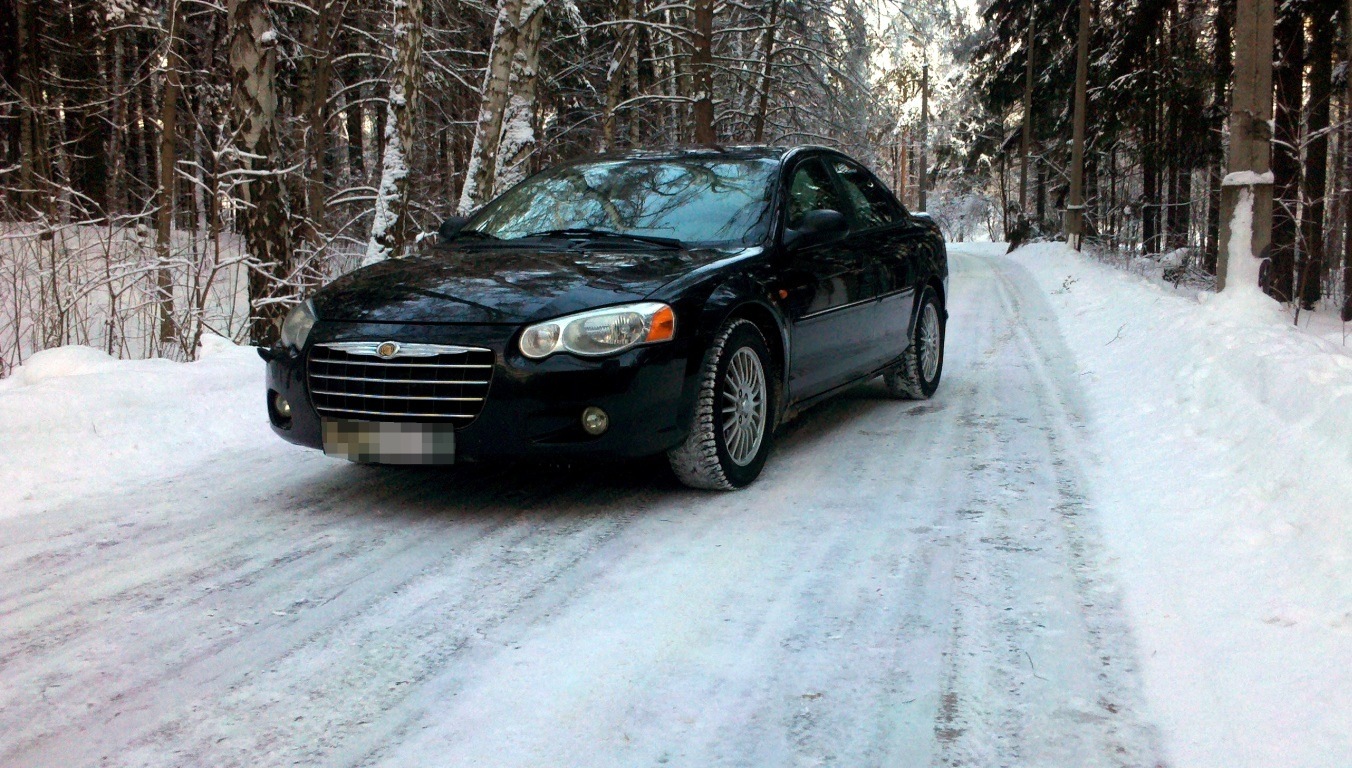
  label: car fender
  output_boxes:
[906,234,950,339]
[694,276,793,425]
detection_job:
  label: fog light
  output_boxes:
[581,406,609,436]
[274,392,292,419]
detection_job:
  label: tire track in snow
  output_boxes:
[929,250,1165,767]
[0,463,666,766]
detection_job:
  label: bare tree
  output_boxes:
[365,0,425,265]
[155,0,184,346]
[229,0,294,345]
[459,0,533,213]
[690,0,716,145]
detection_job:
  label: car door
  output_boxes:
[825,157,924,371]
[777,156,876,400]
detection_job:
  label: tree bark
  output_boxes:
[107,32,127,218]
[691,0,716,146]
[919,63,929,212]
[458,0,527,213]
[751,0,780,143]
[229,0,294,346]
[1343,0,1352,320]
[365,0,425,264]
[1066,0,1092,250]
[303,0,345,235]
[1018,4,1036,211]
[494,3,544,190]
[15,0,52,222]
[600,1,638,152]
[1205,0,1234,273]
[1271,2,1304,300]
[1218,0,1275,292]
[1297,0,1337,309]
[156,0,183,347]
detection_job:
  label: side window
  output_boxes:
[830,159,903,230]
[786,159,849,228]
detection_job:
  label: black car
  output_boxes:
[262,146,948,490]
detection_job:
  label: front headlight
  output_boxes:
[280,300,317,350]
[520,302,676,360]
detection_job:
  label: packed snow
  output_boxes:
[1008,242,1351,768]
[0,243,1347,767]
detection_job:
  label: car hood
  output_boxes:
[312,245,753,325]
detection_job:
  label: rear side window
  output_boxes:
[830,159,903,230]
[786,159,849,228]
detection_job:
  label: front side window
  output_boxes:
[464,159,779,247]
[830,159,903,230]
[786,159,849,228]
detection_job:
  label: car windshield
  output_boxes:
[462,158,779,248]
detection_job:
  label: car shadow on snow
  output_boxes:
[276,379,946,520]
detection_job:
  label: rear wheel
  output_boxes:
[884,288,945,400]
[668,319,775,490]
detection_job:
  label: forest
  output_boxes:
[1,0,1349,374]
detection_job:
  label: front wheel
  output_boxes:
[884,288,945,400]
[668,319,775,490]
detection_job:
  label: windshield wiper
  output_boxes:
[454,230,501,241]
[520,228,684,250]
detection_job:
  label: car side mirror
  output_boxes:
[438,215,470,243]
[785,209,849,251]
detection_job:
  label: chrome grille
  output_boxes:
[307,343,494,424]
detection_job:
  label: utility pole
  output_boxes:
[1218,0,1275,292]
[1018,5,1036,211]
[1066,0,1091,250]
[918,62,929,212]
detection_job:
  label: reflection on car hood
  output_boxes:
[313,245,753,325]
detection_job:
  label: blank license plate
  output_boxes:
[322,420,456,465]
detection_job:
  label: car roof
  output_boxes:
[569,145,837,165]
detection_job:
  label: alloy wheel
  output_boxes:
[920,302,941,383]
[721,347,767,467]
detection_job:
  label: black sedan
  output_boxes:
[262,146,948,490]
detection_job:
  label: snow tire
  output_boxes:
[884,287,945,400]
[668,319,775,491]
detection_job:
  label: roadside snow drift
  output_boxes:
[0,336,273,519]
[1009,242,1352,768]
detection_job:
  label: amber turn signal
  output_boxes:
[646,305,676,343]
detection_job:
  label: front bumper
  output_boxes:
[264,321,694,462]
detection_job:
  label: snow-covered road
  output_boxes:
[0,245,1175,766]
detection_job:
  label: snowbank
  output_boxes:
[1008,242,1352,768]
[0,337,273,519]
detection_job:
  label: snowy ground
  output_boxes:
[0,243,1346,767]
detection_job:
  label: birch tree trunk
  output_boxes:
[155,0,182,347]
[458,0,526,214]
[364,0,424,265]
[494,5,545,191]
[229,0,294,345]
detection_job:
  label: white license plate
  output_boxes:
[322,420,456,465]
